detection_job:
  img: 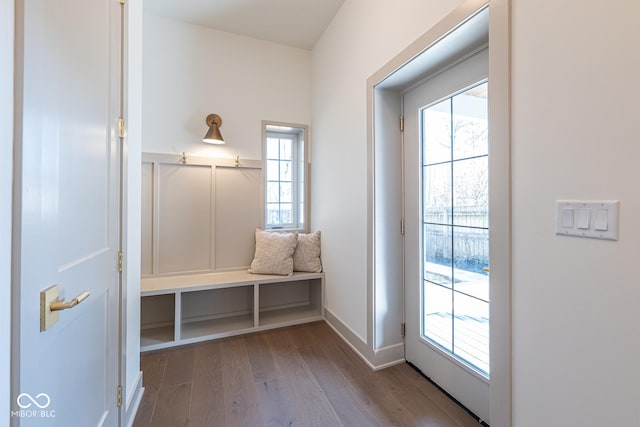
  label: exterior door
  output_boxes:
[404,49,490,423]
[14,0,123,425]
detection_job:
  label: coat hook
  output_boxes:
[235,155,240,167]
[181,152,188,164]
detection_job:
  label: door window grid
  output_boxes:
[421,81,489,376]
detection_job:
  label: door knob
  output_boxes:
[40,285,91,331]
[50,291,91,311]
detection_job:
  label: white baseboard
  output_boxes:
[324,308,405,370]
[372,343,405,370]
[125,371,144,427]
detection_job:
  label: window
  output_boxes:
[263,122,308,230]
[421,81,489,375]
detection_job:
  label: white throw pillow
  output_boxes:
[249,229,298,276]
[293,231,322,273]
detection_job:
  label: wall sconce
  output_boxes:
[203,113,225,144]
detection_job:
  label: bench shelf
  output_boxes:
[140,271,324,351]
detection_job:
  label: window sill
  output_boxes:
[266,227,308,233]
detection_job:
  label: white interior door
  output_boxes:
[16,0,122,425]
[404,48,490,423]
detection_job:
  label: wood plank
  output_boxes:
[298,344,384,427]
[133,353,169,427]
[272,345,342,427]
[347,364,470,427]
[140,352,168,394]
[221,338,265,426]
[131,399,155,427]
[286,323,320,349]
[335,357,450,426]
[426,313,490,372]
[371,387,442,427]
[394,388,462,427]
[149,383,192,427]
[347,371,397,404]
[244,333,283,383]
[160,347,195,387]
[320,326,371,381]
[260,327,295,352]
[188,341,226,427]
[256,376,308,427]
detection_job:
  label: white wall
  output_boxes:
[315,0,640,425]
[312,0,465,343]
[142,13,311,160]
[1,0,14,421]
[511,0,640,425]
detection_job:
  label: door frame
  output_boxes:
[366,0,511,424]
[1,0,14,420]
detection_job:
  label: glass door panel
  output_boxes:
[421,81,489,376]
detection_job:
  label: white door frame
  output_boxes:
[121,0,145,424]
[1,0,14,421]
[366,0,511,424]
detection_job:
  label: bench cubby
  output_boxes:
[258,280,323,327]
[140,293,175,347]
[181,285,255,340]
[140,271,324,351]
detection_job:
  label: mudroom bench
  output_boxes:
[140,271,325,351]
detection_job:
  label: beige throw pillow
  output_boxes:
[293,231,322,273]
[249,229,298,276]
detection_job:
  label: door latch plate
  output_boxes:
[40,285,60,331]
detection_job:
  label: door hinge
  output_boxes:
[117,117,125,138]
[400,218,405,236]
[399,115,404,132]
[117,251,123,273]
[401,322,406,337]
[117,385,123,407]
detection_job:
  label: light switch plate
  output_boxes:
[40,284,60,332]
[556,200,619,241]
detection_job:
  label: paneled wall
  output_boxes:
[142,152,263,277]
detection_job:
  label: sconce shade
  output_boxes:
[203,113,225,144]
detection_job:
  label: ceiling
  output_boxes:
[145,0,346,50]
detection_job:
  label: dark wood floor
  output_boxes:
[133,321,480,427]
